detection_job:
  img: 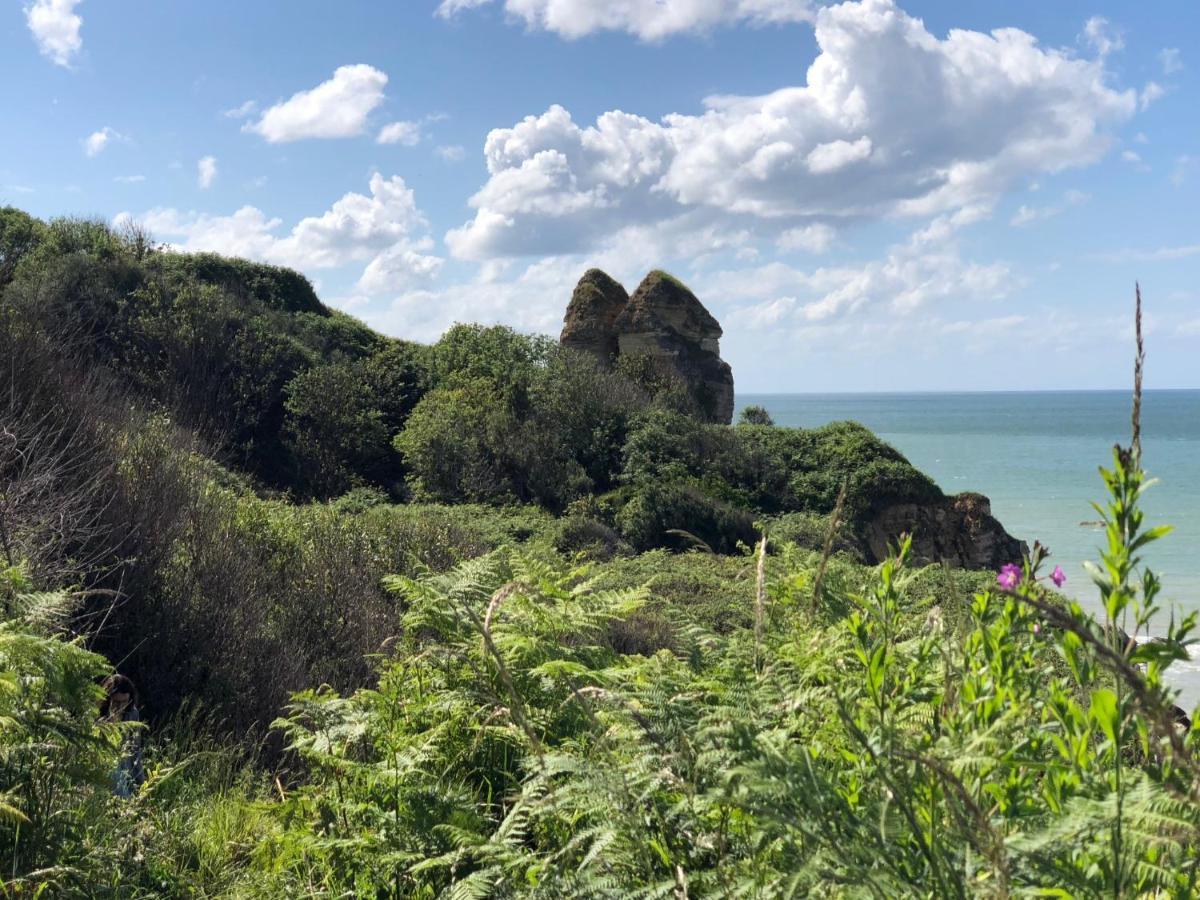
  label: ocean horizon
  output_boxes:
[737,389,1200,705]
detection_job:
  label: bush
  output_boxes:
[738,404,775,426]
[154,251,325,314]
[432,322,554,397]
[765,510,863,558]
[283,359,397,497]
[615,480,757,553]
[0,206,45,289]
[553,515,628,560]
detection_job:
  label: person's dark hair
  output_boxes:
[100,673,139,717]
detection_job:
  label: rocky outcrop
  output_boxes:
[863,492,1027,569]
[560,269,629,363]
[559,269,735,424]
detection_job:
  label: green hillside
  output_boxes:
[2,207,1197,897]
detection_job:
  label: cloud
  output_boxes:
[197,156,217,189]
[436,144,467,162]
[718,226,1014,326]
[1139,81,1165,110]
[1099,243,1200,263]
[377,120,422,145]
[436,0,816,41]
[222,100,258,119]
[1119,149,1150,172]
[1009,189,1088,226]
[114,174,145,184]
[1081,16,1123,57]
[447,0,1135,261]
[356,213,753,341]
[776,223,835,253]
[1120,150,1141,164]
[373,201,1012,348]
[1171,154,1195,187]
[1159,47,1183,75]
[245,65,388,142]
[25,0,83,67]
[356,245,444,294]
[82,126,121,157]
[805,137,872,174]
[118,173,442,297]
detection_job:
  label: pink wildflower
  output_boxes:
[1050,565,1066,588]
[997,563,1022,590]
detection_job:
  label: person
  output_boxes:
[100,673,145,798]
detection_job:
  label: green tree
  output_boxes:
[0,207,45,289]
[284,360,396,497]
[738,404,775,426]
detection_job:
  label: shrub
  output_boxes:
[154,251,325,314]
[552,515,628,560]
[615,480,757,553]
[432,322,554,397]
[283,359,397,497]
[738,404,774,426]
[0,206,45,289]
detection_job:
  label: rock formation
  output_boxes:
[560,269,629,363]
[863,492,1027,569]
[560,269,735,424]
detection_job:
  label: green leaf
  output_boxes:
[1089,688,1120,745]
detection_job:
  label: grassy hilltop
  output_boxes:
[2,207,1199,897]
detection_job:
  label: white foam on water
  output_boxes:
[1165,642,1200,711]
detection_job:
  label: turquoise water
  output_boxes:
[737,391,1200,704]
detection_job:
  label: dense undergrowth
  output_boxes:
[2,208,1198,895]
[5,439,1199,896]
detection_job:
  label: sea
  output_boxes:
[736,390,1200,708]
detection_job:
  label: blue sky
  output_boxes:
[3,0,1198,391]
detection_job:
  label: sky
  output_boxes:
[2,0,1198,392]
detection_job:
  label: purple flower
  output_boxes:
[997,563,1022,590]
[1050,565,1066,588]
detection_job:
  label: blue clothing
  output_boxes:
[111,705,145,798]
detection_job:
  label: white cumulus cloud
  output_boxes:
[436,0,815,41]
[436,144,467,162]
[447,0,1135,261]
[82,126,121,157]
[776,223,836,253]
[720,221,1013,327]
[197,156,217,189]
[377,120,423,145]
[118,174,442,298]
[1081,16,1123,57]
[245,65,388,142]
[25,0,83,67]
[356,246,445,294]
[805,137,872,174]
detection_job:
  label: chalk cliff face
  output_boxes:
[560,269,735,424]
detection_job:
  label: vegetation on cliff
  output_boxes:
[2,207,1197,896]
